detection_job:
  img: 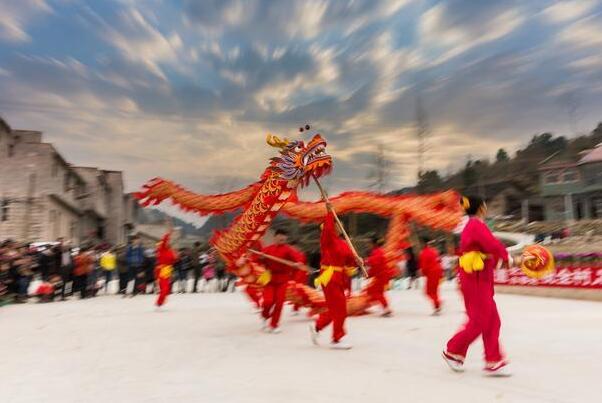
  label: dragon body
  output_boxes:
[137,131,463,315]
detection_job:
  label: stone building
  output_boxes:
[0,116,132,245]
[540,144,602,221]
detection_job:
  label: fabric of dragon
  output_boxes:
[137,130,464,315]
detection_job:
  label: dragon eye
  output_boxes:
[294,146,302,153]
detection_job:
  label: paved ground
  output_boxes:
[1,283,600,403]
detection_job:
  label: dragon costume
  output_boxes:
[137,128,464,315]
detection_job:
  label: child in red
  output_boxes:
[366,236,393,317]
[442,196,511,377]
[310,205,356,350]
[419,238,443,314]
[260,229,303,333]
[155,231,178,309]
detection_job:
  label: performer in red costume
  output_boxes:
[442,196,511,377]
[155,229,178,310]
[289,240,308,315]
[419,237,443,315]
[310,204,356,350]
[259,229,303,333]
[243,241,263,311]
[366,236,393,317]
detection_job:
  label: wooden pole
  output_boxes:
[248,248,316,273]
[312,175,368,277]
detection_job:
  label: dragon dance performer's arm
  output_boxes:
[472,219,509,269]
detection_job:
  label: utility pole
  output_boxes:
[21,173,37,242]
[415,94,429,181]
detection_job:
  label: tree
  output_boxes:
[417,170,443,193]
[462,159,478,189]
[495,148,509,163]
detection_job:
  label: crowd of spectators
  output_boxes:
[0,237,233,307]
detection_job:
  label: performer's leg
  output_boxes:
[446,282,482,358]
[330,283,348,342]
[261,284,275,320]
[156,278,169,306]
[245,286,261,308]
[426,275,440,309]
[315,285,333,332]
[482,299,503,363]
[269,283,287,329]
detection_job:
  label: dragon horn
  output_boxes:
[266,134,290,149]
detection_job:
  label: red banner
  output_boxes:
[495,266,602,289]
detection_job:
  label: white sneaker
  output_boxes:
[291,310,300,316]
[329,338,352,350]
[269,327,282,334]
[309,324,320,346]
[483,361,512,377]
[261,319,269,332]
[442,351,465,372]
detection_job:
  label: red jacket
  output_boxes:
[262,243,301,284]
[367,246,390,281]
[419,246,443,278]
[320,211,355,286]
[290,245,308,283]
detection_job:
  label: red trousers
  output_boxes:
[425,274,441,310]
[292,271,308,311]
[368,279,389,309]
[262,282,288,329]
[446,274,503,363]
[245,286,261,308]
[156,277,170,307]
[316,278,347,342]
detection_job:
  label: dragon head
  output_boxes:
[267,126,332,186]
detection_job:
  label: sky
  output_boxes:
[2,0,602,206]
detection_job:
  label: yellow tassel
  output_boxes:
[459,251,487,273]
[314,267,335,288]
[159,265,173,279]
[344,266,357,277]
[257,270,272,286]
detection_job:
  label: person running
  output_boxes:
[366,236,393,317]
[419,237,443,315]
[259,229,303,333]
[155,231,178,310]
[442,196,511,377]
[310,204,356,350]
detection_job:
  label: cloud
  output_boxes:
[0,0,51,43]
[2,0,602,211]
[542,0,599,24]
[418,1,525,64]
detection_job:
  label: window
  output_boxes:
[8,143,14,157]
[562,169,578,182]
[544,171,560,184]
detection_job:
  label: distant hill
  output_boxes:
[136,208,206,238]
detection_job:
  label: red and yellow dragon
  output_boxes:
[137,128,463,314]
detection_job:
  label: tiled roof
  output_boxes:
[578,144,602,164]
